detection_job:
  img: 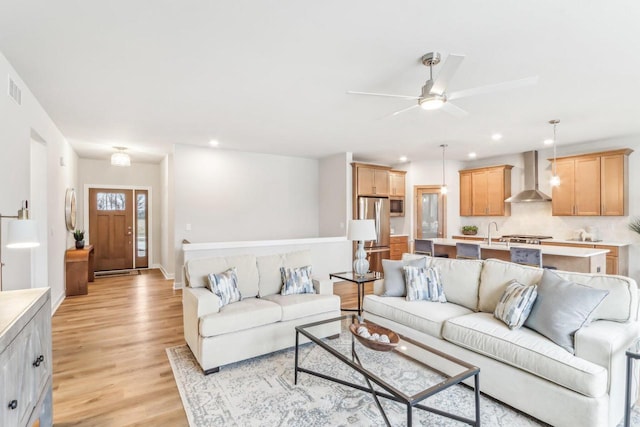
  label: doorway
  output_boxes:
[88,188,150,271]
[414,186,446,239]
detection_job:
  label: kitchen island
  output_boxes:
[431,238,609,274]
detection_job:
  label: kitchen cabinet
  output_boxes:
[551,149,632,216]
[459,165,513,216]
[353,163,390,197]
[0,288,52,427]
[390,235,409,260]
[389,170,406,196]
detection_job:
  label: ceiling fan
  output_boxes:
[347,52,538,117]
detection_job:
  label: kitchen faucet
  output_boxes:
[487,222,498,246]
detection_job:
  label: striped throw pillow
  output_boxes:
[280,265,315,295]
[207,267,242,308]
[403,266,447,303]
[494,280,538,329]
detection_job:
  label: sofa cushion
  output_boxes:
[207,267,242,308]
[256,253,285,297]
[381,257,428,297]
[199,298,281,337]
[363,295,473,338]
[443,312,608,398]
[283,250,313,269]
[478,258,543,313]
[280,265,315,295]
[493,280,538,329]
[263,294,339,322]
[524,269,609,354]
[553,270,637,322]
[430,257,483,311]
[185,254,260,298]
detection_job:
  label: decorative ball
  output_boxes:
[378,335,390,343]
[357,326,368,335]
[370,333,380,341]
[358,330,371,339]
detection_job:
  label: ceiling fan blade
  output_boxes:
[387,104,420,117]
[442,102,468,117]
[430,54,465,95]
[448,76,539,101]
[346,90,420,100]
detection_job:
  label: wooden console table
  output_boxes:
[65,245,95,296]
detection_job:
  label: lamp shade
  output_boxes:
[347,219,377,241]
[6,219,40,248]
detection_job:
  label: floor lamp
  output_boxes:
[0,201,40,291]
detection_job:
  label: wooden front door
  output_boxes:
[89,188,134,271]
[415,186,446,239]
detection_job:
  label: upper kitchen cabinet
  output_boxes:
[459,165,513,216]
[353,163,391,197]
[550,149,633,216]
[389,170,406,196]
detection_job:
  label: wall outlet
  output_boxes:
[185,223,191,231]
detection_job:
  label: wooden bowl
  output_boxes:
[349,322,399,352]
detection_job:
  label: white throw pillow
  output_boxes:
[494,280,538,329]
[207,267,242,308]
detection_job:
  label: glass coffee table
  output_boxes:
[295,314,481,426]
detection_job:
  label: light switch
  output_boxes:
[186,223,192,231]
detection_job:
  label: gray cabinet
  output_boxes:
[0,288,52,427]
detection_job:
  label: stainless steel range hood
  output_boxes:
[505,151,552,203]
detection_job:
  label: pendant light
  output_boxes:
[440,144,448,194]
[549,120,560,187]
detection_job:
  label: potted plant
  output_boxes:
[73,229,85,249]
[461,225,478,236]
[629,217,640,236]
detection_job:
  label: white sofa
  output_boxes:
[183,250,341,374]
[363,255,640,427]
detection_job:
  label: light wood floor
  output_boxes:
[51,270,365,426]
[51,270,188,426]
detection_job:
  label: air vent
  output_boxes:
[8,76,22,105]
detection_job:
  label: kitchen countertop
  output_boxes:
[431,238,609,258]
[390,234,409,237]
[450,235,629,247]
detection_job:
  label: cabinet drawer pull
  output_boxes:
[8,399,18,410]
[33,354,45,367]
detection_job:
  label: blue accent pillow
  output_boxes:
[403,266,447,303]
[280,265,315,295]
[207,267,242,308]
[524,269,608,353]
[381,257,427,297]
[494,280,538,329]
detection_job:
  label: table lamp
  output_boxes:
[1,201,40,291]
[347,219,377,276]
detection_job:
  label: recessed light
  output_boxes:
[399,156,408,162]
[468,152,477,159]
[491,133,502,141]
[209,139,219,147]
[543,138,554,145]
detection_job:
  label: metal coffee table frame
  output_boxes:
[295,315,481,426]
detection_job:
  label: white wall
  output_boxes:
[77,158,162,267]
[0,50,78,311]
[319,152,352,237]
[173,144,320,285]
[160,154,175,278]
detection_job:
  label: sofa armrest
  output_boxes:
[373,279,385,296]
[183,287,221,318]
[313,278,334,295]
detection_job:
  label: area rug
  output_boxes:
[168,335,561,427]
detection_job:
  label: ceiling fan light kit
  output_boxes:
[347,51,538,118]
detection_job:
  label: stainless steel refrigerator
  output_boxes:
[357,196,390,273]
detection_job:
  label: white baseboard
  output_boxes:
[173,281,183,290]
[153,263,175,280]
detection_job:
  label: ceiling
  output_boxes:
[1,1,639,164]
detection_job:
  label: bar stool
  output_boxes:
[456,242,481,260]
[414,239,449,258]
[510,247,542,267]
